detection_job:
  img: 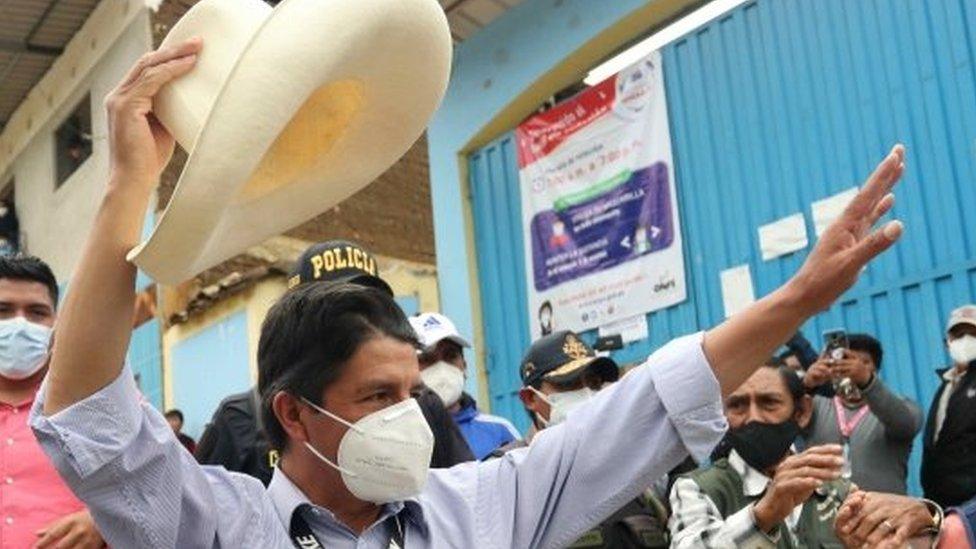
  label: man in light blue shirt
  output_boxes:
[29,38,907,549]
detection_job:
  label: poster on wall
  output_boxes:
[516,50,687,340]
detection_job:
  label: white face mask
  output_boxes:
[301,397,434,504]
[528,386,595,426]
[949,335,976,366]
[419,361,464,407]
[0,317,52,380]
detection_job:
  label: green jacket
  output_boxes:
[686,458,849,548]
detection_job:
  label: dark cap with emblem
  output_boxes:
[288,240,393,296]
[520,330,619,387]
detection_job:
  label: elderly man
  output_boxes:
[28,38,905,548]
[670,359,849,548]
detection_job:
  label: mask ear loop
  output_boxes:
[299,396,363,478]
[525,386,552,428]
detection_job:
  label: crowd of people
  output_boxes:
[1,35,975,549]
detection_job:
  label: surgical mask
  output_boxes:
[300,397,434,504]
[949,335,976,366]
[420,361,465,407]
[727,419,799,472]
[528,386,595,426]
[0,317,52,380]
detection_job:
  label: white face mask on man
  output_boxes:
[949,335,976,366]
[528,386,595,426]
[0,316,52,380]
[300,396,434,504]
[419,361,465,407]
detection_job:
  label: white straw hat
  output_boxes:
[128,0,452,284]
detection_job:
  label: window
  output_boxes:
[0,182,17,257]
[54,94,93,188]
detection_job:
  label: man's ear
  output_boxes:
[795,394,814,429]
[518,387,537,410]
[274,392,310,444]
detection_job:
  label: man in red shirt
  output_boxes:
[0,255,104,548]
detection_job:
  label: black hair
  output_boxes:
[164,409,184,423]
[257,282,419,450]
[847,333,883,370]
[763,356,805,408]
[0,255,58,306]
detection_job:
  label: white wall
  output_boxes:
[9,13,152,282]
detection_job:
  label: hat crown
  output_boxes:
[154,0,271,151]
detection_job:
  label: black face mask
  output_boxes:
[724,420,800,472]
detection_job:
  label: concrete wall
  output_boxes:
[1,6,152,281]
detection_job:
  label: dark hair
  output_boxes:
[847,333,883,370]
[164,409,184,422]
[762,357,805,408]
[0,255,58,306]
[257,282,419,450]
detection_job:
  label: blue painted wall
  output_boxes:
[461,0,976,495]
[170,310,251,439]
[129,319,164,410]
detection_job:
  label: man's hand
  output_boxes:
[106,37,201,188]
[803,359,834,389]
[703,145,904,397]
[832,350,873,387]
[835,491,935,548]
[785,145,905,316]
[35,510,105,549]
[753,445,844,533]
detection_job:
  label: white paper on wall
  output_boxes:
[758,213,809,261]
[811,187,859,237]
[720,264,756,318]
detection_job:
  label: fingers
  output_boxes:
[34,519,71,549]
[844,144,905,220]
[865,193,895,229]
[120,37,202,87]
[128,55,199,101]
[53,528,84,549]
[849,220,903,267]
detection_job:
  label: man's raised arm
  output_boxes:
[43,39,202,415]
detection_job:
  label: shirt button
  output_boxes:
[4,478,12,485]
[5,517,12,525]
[5,438,12,446]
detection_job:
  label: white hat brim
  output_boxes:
[128,0,452,284]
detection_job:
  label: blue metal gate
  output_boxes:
[468,0,976,494]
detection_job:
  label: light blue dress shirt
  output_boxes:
[30,333,726,548]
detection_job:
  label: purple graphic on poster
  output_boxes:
[529,162,673,291]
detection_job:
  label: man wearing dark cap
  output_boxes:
[518,330,620,429]
[509,330,671,548]
[195,240,473,484]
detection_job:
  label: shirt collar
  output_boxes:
[727,450,771,497]
[943,367,967,384]
[267,467,429,536]
[452,402,479,423]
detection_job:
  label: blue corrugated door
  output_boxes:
[468,0,976,493]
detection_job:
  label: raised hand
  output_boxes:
[787,145,905,315]
[105,37,201,187]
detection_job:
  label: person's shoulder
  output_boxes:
[213,390,258,418]
[199,464,288,544]
[473,412,519,433]
[201,463,269,502]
